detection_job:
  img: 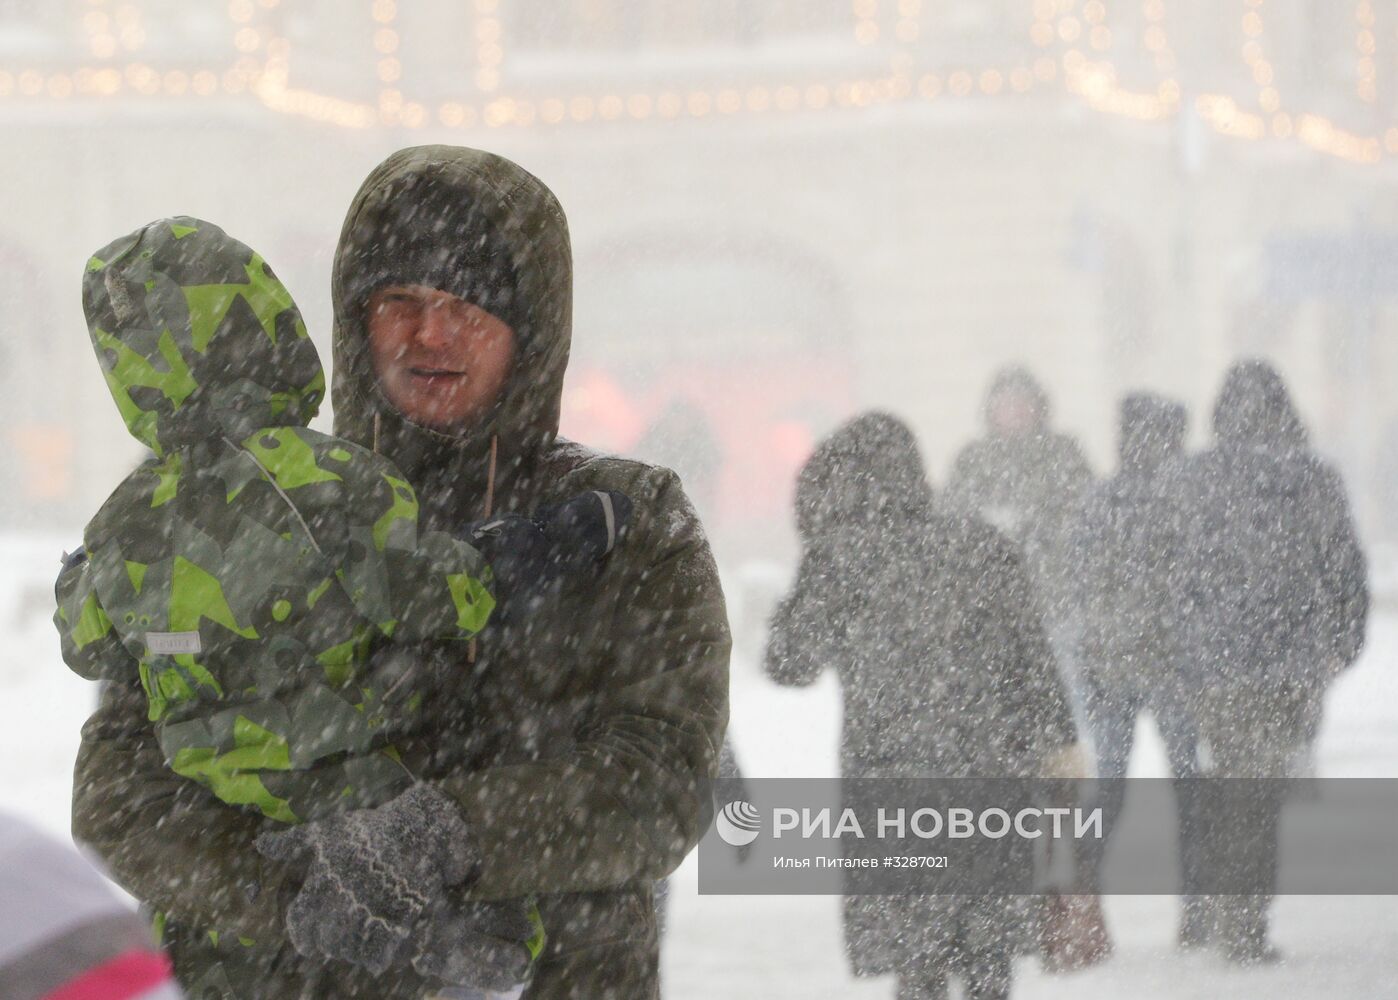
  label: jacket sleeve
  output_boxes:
[989,534,1077,759]
[437,468,730,899]
[378,528,495,642]
[1062,499,1100,638]
[71,676,301,942]
[1166,465,1209,647]
[763,544,849,688]
[1056,438,1096,498]
[943,445,985,516]
[1051,439,1096,540]
[59,542,300,941]
[1316,467,1368,671]
[335,457,496,643]
[1038,438,1095,603]
[1065,486,1128,663]
[54,546,130,683]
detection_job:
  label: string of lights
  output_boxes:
[475,0,503,93]
[854,0,879,47]
[1356,0,1377,104]
[0,1,1395,167]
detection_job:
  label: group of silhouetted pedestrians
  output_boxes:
[765,358,1368,998]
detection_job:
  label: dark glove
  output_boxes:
[255,783,476,974]
[533,490,633,572]
[412,899,547,991]
[467,491,633,621]
[467,514,553,601]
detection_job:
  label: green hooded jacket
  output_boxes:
[57,217,495,824]
[70,153,730,999]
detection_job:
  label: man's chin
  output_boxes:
[381,383,491,435]
[399,401,485,435]
[407,409,472,433]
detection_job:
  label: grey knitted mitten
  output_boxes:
[255,783,476,973]
[412,899,546,992]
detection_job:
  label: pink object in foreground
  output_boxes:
[0,811,183,1000]
[42,949,176,1000]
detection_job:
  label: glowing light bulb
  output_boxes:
[540,99,565,124]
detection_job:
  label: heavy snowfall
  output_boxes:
[4,2,1398,998]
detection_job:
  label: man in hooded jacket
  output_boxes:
[945,368,1095,715]
[1174,359,1366,963]
[69,146,731,998]
[1068,393,1206,944]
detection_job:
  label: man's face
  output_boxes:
[988,391,1039,437]
[367,284,517,431]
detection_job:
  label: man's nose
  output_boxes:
[415,305,455,349]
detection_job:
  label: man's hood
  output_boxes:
[1213,358,1308,449]
[331,145,572,518]
[795,411,933,541]
[1118,392,1186,472]
[83,217,323,456]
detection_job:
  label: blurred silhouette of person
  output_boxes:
[766,412,1079,1000]
[0,810,183,999]
[1174,359,1367,964]
[1068,393,1206,946]
[946,367,1095,718]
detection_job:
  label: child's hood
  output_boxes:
[83,217,325,456]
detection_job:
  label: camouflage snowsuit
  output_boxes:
[55,218,496,832]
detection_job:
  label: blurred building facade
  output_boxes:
[4,0,1398,557]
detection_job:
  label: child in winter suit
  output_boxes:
[55,217,622,998]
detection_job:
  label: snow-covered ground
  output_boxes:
[660,604,1398,998]
[4,536,1396,997]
